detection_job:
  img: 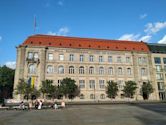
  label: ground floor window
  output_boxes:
[80,94,85,99]
[100,94,105,99]
[90,94,95,99]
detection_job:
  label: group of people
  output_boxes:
[19,100,43,110]
[19,100,65,110]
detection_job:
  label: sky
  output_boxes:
[0,0,166,69]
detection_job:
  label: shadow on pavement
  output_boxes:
[131,103,166,125]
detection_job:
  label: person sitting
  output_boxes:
[54,102,58,110]
[38,100,42,110]
[61,101,65,108]
[34,100,39,109]
[19,101,25,110]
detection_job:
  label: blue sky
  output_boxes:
[0,0,166,69]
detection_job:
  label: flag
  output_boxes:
[28,77,31,85]
[31,77,35,88]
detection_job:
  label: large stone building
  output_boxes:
[14,35,162,101]
[148,43,166,100]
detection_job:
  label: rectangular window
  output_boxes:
[59,54,64,61]
[99,56,103,62]
[157,82,164,90]
[163,58,166,64]
[156,73,163,80]
[156,65,162,72]
[69,54,74,61]
[80,55,84,62]
[89,80,95,89]
[34,53,39,60]
[79,80,85,89]
[117,80,124,89]
[126,57,131,63]
[117,56,122,63]
[99,80,105,89]
[58,80,62,86]
[138,57,142,64]
[48,53,53,61]
[108,56,112,63]
[154,57,161,64]
[164,66,166,72]
[142,57,147,63]
[89,55,94,62]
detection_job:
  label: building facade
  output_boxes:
[148,44,166,100]
[14,35,160,101]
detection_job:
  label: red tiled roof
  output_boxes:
[22,34,150,52]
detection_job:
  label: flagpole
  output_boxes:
[34,15,36,34]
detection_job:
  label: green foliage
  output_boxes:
[141,81,154,100]
[47,85,61,99]
[123,81,137,98]
[16,79,40,100]
[106,81,118,99]
[0,65,15,99]
[59,77,80,99]
[40,80,54,98]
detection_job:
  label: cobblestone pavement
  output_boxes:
[0,103,166,125]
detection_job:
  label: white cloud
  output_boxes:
[144,21,166,34]
[140,13,147,19]
[5,61,16,69]
[48,27,70,36]
[58,27,69,35]
[57,0,64,6]
[47,31,57,36]
[119,34,152,42]
[139,35,152,42]
[158,35,166,44]
[0,36,2,41]
[118,34,140,41]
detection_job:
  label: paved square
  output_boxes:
[0,103,166,125]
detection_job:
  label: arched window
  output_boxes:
[108,67,113,75]
[58,66,64,74]
[80,94,85,99]
[127,68,132,75]
[90,94,95,99]
[47,65,54,74]
[79,66,84,74]
[100,94,105,99]
[141,68,146,76]
[28,64,36,74]
[118,67,123,75]
[69,66,74,74]
[89,66,94,74]
[99,67,104,75]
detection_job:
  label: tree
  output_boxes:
[16,79,40,100]
[40,80,54,98]
[123,81,137,98]
[59,77,80,99]
[0,65,15,100]
[47,85,60,99]
[106,81,118,99]
[141,81,154,100]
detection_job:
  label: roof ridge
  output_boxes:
[29,34,142,43]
